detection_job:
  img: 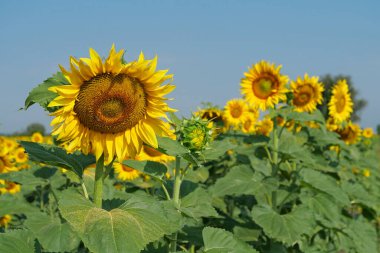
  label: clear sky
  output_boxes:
[0,0,379,133]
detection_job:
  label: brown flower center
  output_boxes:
[74,73,147,134]
[335,93,346,113]
[122,165,135,172]
[143,145,163,157]
[231,106,242,118]
[252,76,278,99]
[293,84,314,107]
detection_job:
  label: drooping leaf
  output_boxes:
[251,205,314,246]
[25,212,80,252]
[58,191,181,253]
[24,71,68,112]
[202,227,259,253]
[20,141,95,178]
[345,220,378,253]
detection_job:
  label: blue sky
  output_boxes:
[0,0,379,133]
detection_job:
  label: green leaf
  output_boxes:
[0,230,36,253]
[202,227,258,253]
[210,165,277,197]
[59,191,180,253]
[25,212,80,252]
[24,71,68,111]
[180,188,219,219]
[157,137,189,156]
[20,141,95,178]
[233,227,261,242]
[123,160,167,181]
[0,169,47,188]
[345,220,378,253]
[300,169,350,206]
[0,195,38,217]
[203,140,236,160]
[251,205,314,246]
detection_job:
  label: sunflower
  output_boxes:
[326,117,340,132]
[336,122,361,145]
[0,215,11,228]
[291,74,324,112]
[241,114,257,134]
[136,145,175,163]
[0,180,21,194]
[48,45,175,164]
[362,128,374,138]
[114,163,140,181]
[31,132,44,143]
[13,147,28,164]
[328,80,353,123]
[0,153,16,173]
[195,107,223,122]
[255,117,274,137]
[241,61,289,111]
[224,99,248,128]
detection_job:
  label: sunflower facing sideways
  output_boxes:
[48,45,175,165]
[328,80,353,123]
[241,61,289,111]
[291,74,324,112]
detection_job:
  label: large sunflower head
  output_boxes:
[328,80,353,123]
[336,122,361,145]
[241,61,289,111]
[223,99,248,128]
[291,74,324,112]
[48,45,176,164]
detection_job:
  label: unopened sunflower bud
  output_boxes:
[178,116,213,154]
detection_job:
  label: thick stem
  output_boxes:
[271,119,279,211]
[170,156,182,252]
[93,155,104,208]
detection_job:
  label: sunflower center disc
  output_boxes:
[231,107,242,118]
[293,85,313,106]
[335,94,346,113]
[74,73,146,134]
[253,78,275,99]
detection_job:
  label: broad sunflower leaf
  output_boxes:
[123,160,167,181]
[25,212,80,252]
[0,230,36,253]
[58,191,180,253]
[157,137,189,156]
[210,165,277,197]
[344,220,378,253]
[0,195,38,217]
[251,205,314,246]
[24,71,68,112]
[202,227,259,253]
[20,141,95,178]
[180,188,219,219]
[203,139,236,160]
[300,169,350,206]
[0,168,47,188]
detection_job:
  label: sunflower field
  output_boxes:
[0,45,379,253]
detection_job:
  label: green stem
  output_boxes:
[161,182,171,200]
[94,155,104,208]
[170,156,182,252]
[81,181,89,200]
[271,118,279,211]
